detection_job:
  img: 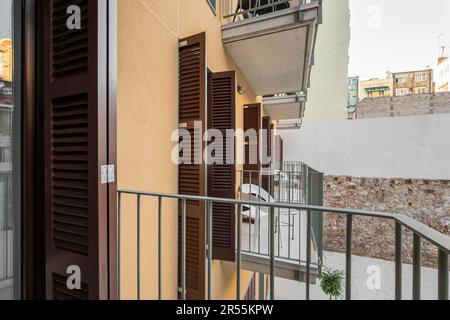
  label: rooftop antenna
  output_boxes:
[438,33,446,58]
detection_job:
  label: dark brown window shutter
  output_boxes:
[243,104,261,185]
[178,33,206,300]
[42,0,110,299]
[261,116,271,191]
[207,71,236,262]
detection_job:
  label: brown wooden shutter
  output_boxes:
[42,0,111,299]
[243,104,261,185]
[207,71,236,262]
[261,116,271,191]
[178,33,206,300]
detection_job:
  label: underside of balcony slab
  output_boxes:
[222,2,320,96]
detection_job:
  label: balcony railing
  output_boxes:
[222,0,307,22]
[237,164,323,267]
[117,188,450,301]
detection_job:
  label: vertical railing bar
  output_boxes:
[277,172,281,257]
[395,222,402,300]
[249,172,252,252]
[270,206,275,300]
[207,201,213,300]
[305,209,311,300]
[181,199,187,300]
[412,233,421,300]
[288,172,291,260]
[345,214,352,301]
[258,173,262,254]
[158,196,162,300]
[237,204,242,300]
[137,194,141,300]
[118,192,122,300]
[438,249,449,301]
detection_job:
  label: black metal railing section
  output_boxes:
[222,0,309,22]
[237,164,323,268]
[117,189,450,301]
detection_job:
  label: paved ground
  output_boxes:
[275,251,450,300]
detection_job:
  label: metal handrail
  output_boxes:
[222,0,299,21]
[118,189,450,301]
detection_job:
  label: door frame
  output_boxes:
[19,0,118,300]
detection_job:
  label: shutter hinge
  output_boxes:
[101,165,116,184]
[179,40,188,48]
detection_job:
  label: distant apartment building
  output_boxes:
[392,69,434,96]
[436,56,449,92]
[358,75,394,100]
[347,76,358,119]
[0,39,12,82]
[347,77,359,108]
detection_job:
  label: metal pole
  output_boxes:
[118,192,122,300]
[158,196,162,300]
[412,234,421,300]
[288,172,291,259]
[249,172,252,251]
[237,204,242,300]
[258,173,262,254]
[305,210,311,300]
[270,206,275,300]
[346,214,352,300]
[181,199,187,300]
[207,201,213,300]
[395,222,402,300]
[137,194,141,300]
[438,250,448,300]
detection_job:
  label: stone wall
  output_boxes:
[323,176,450,267]
[356,92,450,119]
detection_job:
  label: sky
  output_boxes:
[349,0,450,80]
[0,0,12,39]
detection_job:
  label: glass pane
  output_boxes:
[0,0,14,300]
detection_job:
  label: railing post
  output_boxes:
[438,250,449,301]
[118,192,122,300]
[395,222,402,300]
[237,204,242,300]
[207,201,213,300]
[345,214,352,300]
[158,196,162,300]
[137,194,141,300]
[412,234,421,300]
[305,209,311,300]
[269,206,275,300]
[181,199,187,300]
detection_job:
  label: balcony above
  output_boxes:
[263,93,306,120]
[221,1,321,96]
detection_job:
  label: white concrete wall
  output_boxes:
[281,114,450,180]
[303,0,350,121]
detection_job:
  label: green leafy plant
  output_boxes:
[320,269,345,300]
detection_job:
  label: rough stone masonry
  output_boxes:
[323,176,450,268]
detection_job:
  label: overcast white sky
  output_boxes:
[349,0,450,80]
[0,0,12,39]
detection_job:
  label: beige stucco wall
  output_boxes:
[118,0,260,300]
[302,0,350,122]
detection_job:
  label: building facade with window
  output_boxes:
[358,75,394,100]
[392,69,434,96]
[436,56,449,93]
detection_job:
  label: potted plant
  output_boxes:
[320,268,345,300]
